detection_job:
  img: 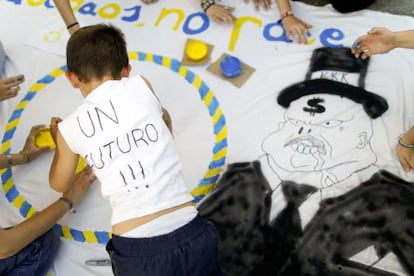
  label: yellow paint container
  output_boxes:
[185,40,208,61]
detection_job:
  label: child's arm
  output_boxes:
[49,129,79,193]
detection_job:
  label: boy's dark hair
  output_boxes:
[66,23,129,83]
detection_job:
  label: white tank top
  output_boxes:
[59,75,193,225]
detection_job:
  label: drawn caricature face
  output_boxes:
[262,93,376,181]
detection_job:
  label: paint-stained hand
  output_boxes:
[0,75,24,102]
[141,0,158,4]
[206,4,235,23]
[281,15,312,44]
[352,27,395,59]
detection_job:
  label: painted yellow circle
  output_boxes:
[185,40,208,61]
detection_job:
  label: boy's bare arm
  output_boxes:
[49,129,79,192]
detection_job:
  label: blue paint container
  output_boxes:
[220,55,241,78]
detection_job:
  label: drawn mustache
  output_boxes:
[284,136,326,155]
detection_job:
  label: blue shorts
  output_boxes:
[106,214,224,276]
[0,228,60,276]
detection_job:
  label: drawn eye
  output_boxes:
[319,120,342,128]
[288,117,305,127]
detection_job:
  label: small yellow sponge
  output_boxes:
[35,129,56,149]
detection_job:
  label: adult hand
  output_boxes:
[0,75,24,102]
[244,0,271,11]
[206,4,235,23]
[281,15,312,44]
[62,166,96,206]
[351,27,395,59]
[21,125,51,161]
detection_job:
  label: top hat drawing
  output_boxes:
[277,47,388,119]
